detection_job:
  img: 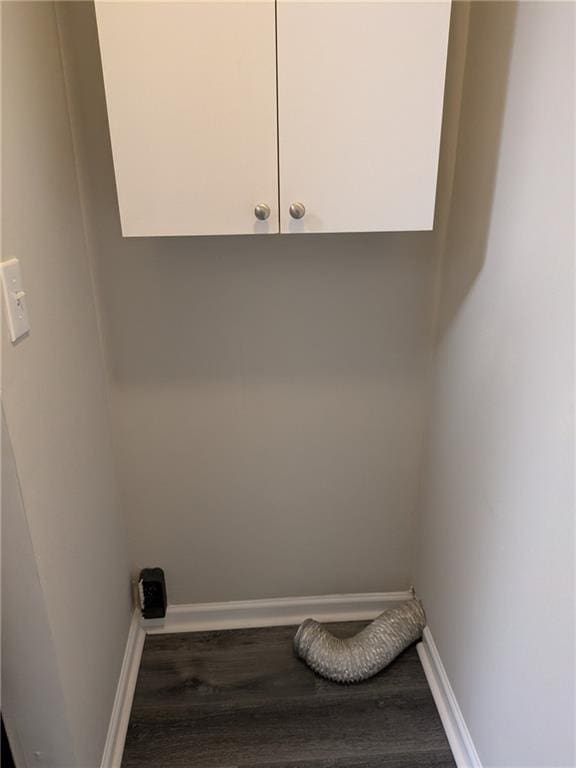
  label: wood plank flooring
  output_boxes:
[122,622,456,767]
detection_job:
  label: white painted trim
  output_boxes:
[417,626,482,768]
[144,591,413,635]
[100,610,146,768]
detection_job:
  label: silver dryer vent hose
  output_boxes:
[293,599,426,683]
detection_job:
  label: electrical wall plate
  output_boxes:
[1,258,30,342]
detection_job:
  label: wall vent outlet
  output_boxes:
[138,567,167,619]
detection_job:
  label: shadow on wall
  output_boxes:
[99,231,435,385]
[437,0,518,339]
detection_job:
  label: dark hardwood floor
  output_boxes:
[122,622,456,767]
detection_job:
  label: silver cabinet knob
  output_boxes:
[289,202,306,220]
[254,203,271,221]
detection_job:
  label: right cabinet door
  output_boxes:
[277,0,451,234]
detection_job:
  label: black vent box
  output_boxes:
[138,567,167,619]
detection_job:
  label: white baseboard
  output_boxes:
[417,626,482,768]
[100,609,146,768]
[144,590,413,635]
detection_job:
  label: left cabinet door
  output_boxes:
[95,0,279,237]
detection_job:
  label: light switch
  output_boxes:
[1,258,30,342]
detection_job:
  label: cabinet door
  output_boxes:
[277,0,451,233]
[95,1,279,237]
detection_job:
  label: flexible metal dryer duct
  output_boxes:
[293,600,426,683]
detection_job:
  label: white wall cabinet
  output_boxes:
[95,0,451,237]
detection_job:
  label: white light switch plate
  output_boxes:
[1,258,30,342]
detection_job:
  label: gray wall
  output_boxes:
[57,2,469,604]
[2,3,132,764]
[2,421,76,768]
[415,3,575,766]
